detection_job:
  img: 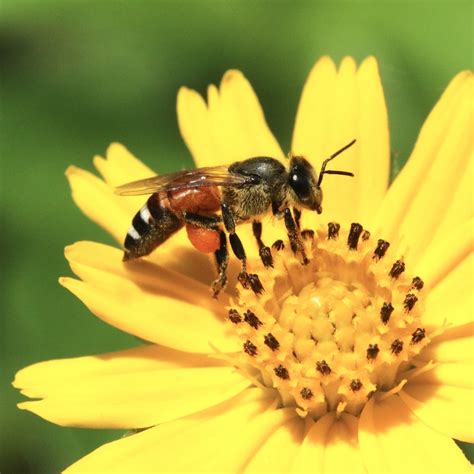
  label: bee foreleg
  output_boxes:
[221,203,264,295]
[252,221,273,268]
[212,230,229,298]
[293,208,302,230]
[284,208,309,265]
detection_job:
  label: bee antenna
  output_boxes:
[317,139,356,186]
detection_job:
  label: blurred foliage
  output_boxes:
[1,0,472,471]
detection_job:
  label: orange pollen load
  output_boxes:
[227,222,430,420]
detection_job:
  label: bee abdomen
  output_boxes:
[123,194,183,261]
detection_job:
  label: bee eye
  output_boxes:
[291,169,312,200]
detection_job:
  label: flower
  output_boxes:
[14,57,473,473]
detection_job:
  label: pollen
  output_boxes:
[227,222,431,419]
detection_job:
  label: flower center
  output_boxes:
[227,222,430,420]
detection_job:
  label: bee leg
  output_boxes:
[212,230,229,298]
[252,221,273,268]
[221,203,264,295]
[293,207,302,230]
[284,208,309,265]
[182,211,221,229]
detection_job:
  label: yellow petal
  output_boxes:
[17,361,249,429]
[13,345,223,390]
[374,71,473,259]
[177,70,284,168]
[414,217,473,288]
[243,416,304,473]
[432,151,473,242]
[60,270,238,353]
[177,87,215,167]
[359,394,471,473]
[292,56,389,225]
[65,389,289,473]
[423,252,473,329]
[292,412,365,474]
[66,165,130,242]
[94,142,155,187]
[66,240,230,313]
[417,330,474,364]
[399,361,474,442]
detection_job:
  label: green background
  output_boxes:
[1,1,472,471]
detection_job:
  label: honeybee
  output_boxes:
[116,139,356,296]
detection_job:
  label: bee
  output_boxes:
[116,139,356,296]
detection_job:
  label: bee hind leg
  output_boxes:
[252,221,273,268]
[221,203,264,295]
[212,230,229,298]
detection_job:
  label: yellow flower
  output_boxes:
[14,57,473,473]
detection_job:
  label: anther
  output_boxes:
[411,276,424,291]
[228,309,241,324]
[300,387,313,400]
[391,339,403,355]
[327,222,340,240]
[316,360,332,375]
[301,229,315,240]
[389,260,405,279]
[243,340,257,357]
[274,365,290,380]
[244,310,263,329]
[347,223,364,250]
[264,333,280,351]
[380,302,394,324]
[259,246,274,268]
[411,328,426,344]
[272,240,285,251]
[350,379,363,392]
[239,272,265,295]
[362,230,371,241]
[403,293,418,313]
[367,344,380,361]
[373,239,390,260]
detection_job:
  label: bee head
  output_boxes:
[289,140,356,214]
[288,156,323,213]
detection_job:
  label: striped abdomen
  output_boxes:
[123,194,182,261]
[123,186,221,261]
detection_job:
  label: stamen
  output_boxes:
[389,260,405,278]
[239,272,265,294]
[327,222,340,239]
[272,240,285,251]
[380,302,394,324]
[411,328,426,344]
[373,239,390,260]
[301,229,315,240]
[259,247,274,268]
[347,223,363,250]
[228,223,430,422]
[228,309,241,324]
[391,339,403,355]
[316,360,332,375]
[404,293,418,312]
[244,310,262,329]
[243,340,257,356]
[367,344,380,361]
[300,387,313,399]
[264,333,280,351]
[411,276,424,290]
[274,365,290,380]
[350,379,363,392]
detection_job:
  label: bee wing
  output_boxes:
[115,166,256,196]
